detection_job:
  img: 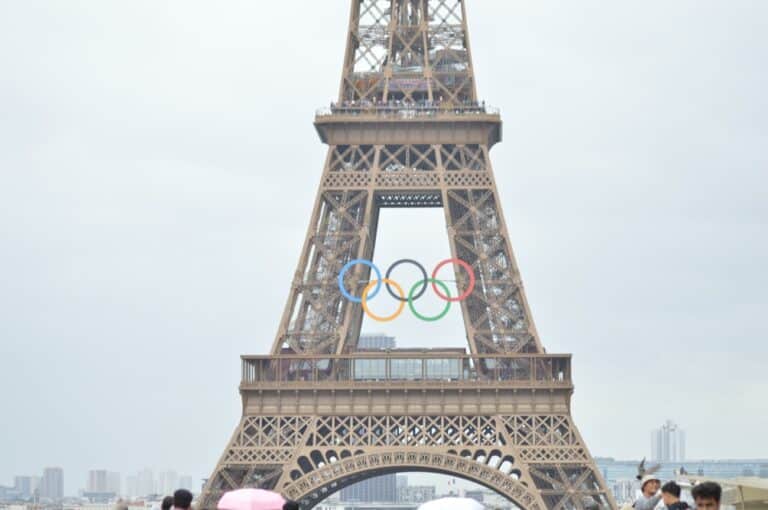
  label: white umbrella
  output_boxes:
[418,497,485,510]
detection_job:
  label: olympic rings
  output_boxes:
[338,259,382,303]
[431,258,476,302]
[361,279,406,322]
[338,257,476,322]
[408,279,451,322]
[386,259,428,302]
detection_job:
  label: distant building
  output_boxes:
[340,475,397,503]
[125,476,138,499]
[157,470,178,495]
[83,470,119,501]
[397,485,435,504]
[651,420,686,463]
[40,467,64,500]
[13,476,40,499]
[610,479,639,505]
[357,333,396,350]
[137,468,155,497]
[81,492,116,504]
[464,490,484,503]
[88,470,108,493]
[178,476,194,493]
[107,472,121,496]
[596,457,768,486]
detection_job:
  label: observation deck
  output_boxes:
[239,353,573,416]
[314,102,502,148]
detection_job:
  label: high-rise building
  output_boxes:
[178,476,194,493]
[157,470,178,495]
[0,484,13,500]
[125,476,139,498]
[107,472,121,496]
[88,470,108,493]
[651,420,686,462]
[40,467,64,500]
[13,476,40,499]
[340,474,397,503]
[85,470,120,497]
[357,333,396,350]
[137,468,155,496]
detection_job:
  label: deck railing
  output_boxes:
[241,353,570,388]
[315,103,500,119]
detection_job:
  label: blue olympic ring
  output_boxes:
[338,259,383,303]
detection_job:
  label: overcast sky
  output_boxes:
[1,0,767,496]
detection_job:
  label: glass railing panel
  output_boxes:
[315,358,335,383]
[241,355,570,386]
[425,358,462,380]
[353,358,387,381]
[390,358,423,380]
[336,358,352,382]
[496,357,532,383]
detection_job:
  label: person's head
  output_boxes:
[282,501,299,510]
[661,481,681,506]
[161,496,174,510]
[692,482,721,510]
[173,489,193,510]
[641,476,661,497]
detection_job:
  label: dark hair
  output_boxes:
[173,489,194,510]
[662,481,681,498]
[283,501,300,510]
[692,482,722,503]
[162,496,175,510]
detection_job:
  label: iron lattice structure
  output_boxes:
[200,1,616,509]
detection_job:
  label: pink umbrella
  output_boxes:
[217,488,286,510]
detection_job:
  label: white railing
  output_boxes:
[315,102,500,119]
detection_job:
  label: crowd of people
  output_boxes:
[630,473,723,510]
[159,490,193,510]
[154,489,300,510]
[147,476,724,510]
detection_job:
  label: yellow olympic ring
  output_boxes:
[361,278,406,323]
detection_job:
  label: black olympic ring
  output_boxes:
[385,259,428,302]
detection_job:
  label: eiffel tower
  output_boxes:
[199,2,616,509]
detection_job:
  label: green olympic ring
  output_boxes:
[408,278,452,322]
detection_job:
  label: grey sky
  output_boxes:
[1,0,767,495]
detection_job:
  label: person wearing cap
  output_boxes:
[634,474,663,510]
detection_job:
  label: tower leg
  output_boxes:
[199,413,615,510]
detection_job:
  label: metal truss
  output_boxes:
[200,414,612,510]
[341,0,475,103]
[270,140,541,356]
[202,2,615,509]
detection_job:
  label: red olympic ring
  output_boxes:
[431,258,476,302]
